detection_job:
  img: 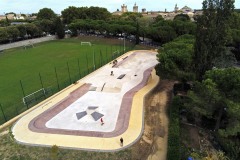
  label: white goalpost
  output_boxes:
[22,88,46,105]
[112,50,120,58]
[81,42,92,46]
[113,50,120,55]
[23,41,34,49]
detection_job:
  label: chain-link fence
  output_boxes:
[0,40,135,125]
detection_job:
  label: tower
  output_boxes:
[133,2,138,13]
[174,4,179,12]
[121,4,128,13]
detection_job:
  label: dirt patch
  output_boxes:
[0,130,9,137]
[181,123,200,150]
[131,80,174,160]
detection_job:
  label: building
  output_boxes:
[6,14,15,20]
[180,6,193,13]
[142,8,146,13]
[112,9,122,16]
[0,15,6,20]
[174,4,179,13]
[14,14,25,20]
[121,4,128,13]
[133,3,138,13]
[113,3,202,20]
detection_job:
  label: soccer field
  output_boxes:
[0,37,134,124]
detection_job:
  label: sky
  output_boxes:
[0,0,239,14]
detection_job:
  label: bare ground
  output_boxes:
[130,80,175,160]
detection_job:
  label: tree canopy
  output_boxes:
[155,34,195,80]
[55,17,65,39]
[174,14,190,21]
[37,8,57,20]
[193,0,235,80]
[61,6,111,24]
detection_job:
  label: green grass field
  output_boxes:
[0,37,134,124]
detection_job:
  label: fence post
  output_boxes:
[85,53,89,73]
[54,67,60,91]
[0,103,7,122]
[20,80,26,97]
[67,62,72,84]
[93,49,96,70]
[78,59,81,79]
[111,46,113,60]
[39,73,46,98]
[119,44,121,55]
[20,80,28,109]
[106,47,108,63]
[100,50,103,67]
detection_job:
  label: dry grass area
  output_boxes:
[0,80,174,160]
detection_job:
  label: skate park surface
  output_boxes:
[12,50,160,151]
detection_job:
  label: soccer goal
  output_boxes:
[23,41,34,49]
[81,42,92,46]
[112,50,120,59]
[22,88,46,105]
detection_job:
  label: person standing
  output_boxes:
[120,137,123,146]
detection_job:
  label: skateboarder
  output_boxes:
[100,118,104,125]
[120,137,123,146]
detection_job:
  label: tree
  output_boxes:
[34,19,55,34]
[16,24,27,38]
[0,28,9,43]
[172,20,196,36]
[55,17,65,39]
[0,19,10,27]
[121,12,142,21]
[86,6,111,20]
[138,17,154,41]
[174,14,190,21]
[61,6,83,24]
[204,68,240,101]
[155,34,195,80]
[148,25,177,44]
[229,12,240,61]
[154,15,164,23]
[25,23,41,37]
[187,68,240,131]
[193,0,235,80]
[50,145,59,160]
[37,8,56,20]
[5,26,20,41]
[230,29,240,60]
[186,78,222,125]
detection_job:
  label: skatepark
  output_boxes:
[12,50,160,151]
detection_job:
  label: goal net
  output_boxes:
[23,88,46,105]
[81,42,92,46]
[23,41,34,49]
[112,50,120,58]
